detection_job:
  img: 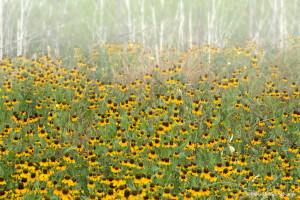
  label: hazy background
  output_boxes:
[1,0,300,58]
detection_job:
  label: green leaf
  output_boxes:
[64,145,77,154]
[7,144,13,152]
[178,152,186,159]
[78,125,84,132]
[251,147,258,154]
[0,166,4,176]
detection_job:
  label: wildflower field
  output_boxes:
[0,40,300,200]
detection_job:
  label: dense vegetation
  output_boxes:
[0,40,299,199]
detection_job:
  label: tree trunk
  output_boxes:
[159,0,165,50]
[279,0,285,48]
[151,0,158,64]
[125,0,132,40]
[140,0,145,45]
[17,0,24,56]
[249,0,256,39]
[179,0,184,49]
[189,3,192,49]
[272,0,278,46]
[0,0,3,60]
[99,0,103,42]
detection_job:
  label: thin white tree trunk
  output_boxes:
[178,0,184,49]
[151,0,157,42]
[17,0,31,56]
[24,0,32,57]
[116,0,122,42]
[99,0,103,42]
[218,1,225,46]
[299,1,300,34]
[159,0,165,50]
[159,21,164,50]
[211,0,216,44]
[255,0,263,43]
[132,2,136,42]
[293,0,298,34]
[140,0,145,45]
[272,0,278,46]
[189,4,192,49]
[279,0,285,48]
[249,0,255,39]
[5,0,12,56]
[207,0,215,63]
[92,2,97,42]
[125,0,132,40]
[298,0,300,34]
[55,0,62,57]
[151,0,158,64]
[207,6,211,44]
[196,3,201,46]
[64,0,68,15]
[0,0,3,60]
[17,0,24,56]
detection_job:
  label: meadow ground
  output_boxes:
[0,39,299,200]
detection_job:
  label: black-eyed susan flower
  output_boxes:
[179,175,188,182]
[0,177,6,186]
[60,188,72,200]
[56,163,67,171]
[264,172,273,181]
[251,137,261,145]
[282,172,293,180]
[209,173,217,182]
[89,157,98,166]
[0,190,8,199]
[255,129,266,136]
[15,183,27,194]
[214,162,223,172]
[39,169,50,182]
[156,171,163,178]
[202,132,210,139]
[119,138,127,147]
[40,158,48,167]
[87,180,95,189]
[71,115,78,121]
[62,175,73,187]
